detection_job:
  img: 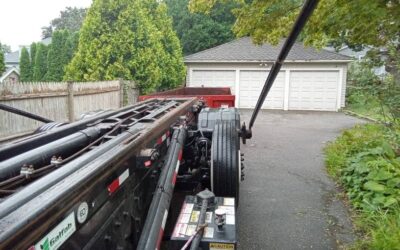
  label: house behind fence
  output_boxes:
[0,80,138,140]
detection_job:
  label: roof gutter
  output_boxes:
[184,59,353,63]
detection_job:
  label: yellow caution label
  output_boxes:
[190,210,200,223]
[209,242,235,250]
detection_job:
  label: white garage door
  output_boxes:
[289,71,339,111]
[191,70,236,93]
[239,70,285,109]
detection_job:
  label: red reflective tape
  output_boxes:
[157,131,169,145]
[108,169,129,195]
[172,172,177,185]
[156,228,164,250]
[178,150,183,161]
[144,160,152,167]
[108,179,119,194]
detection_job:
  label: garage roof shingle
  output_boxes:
[5,51,20,64]
[184,37,352,62]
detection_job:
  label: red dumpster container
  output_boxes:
[138,87,235,108]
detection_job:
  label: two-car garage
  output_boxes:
[185,38,351,111]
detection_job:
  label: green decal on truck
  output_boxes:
[34,212,76,250]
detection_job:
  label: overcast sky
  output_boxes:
[0,0,93,51]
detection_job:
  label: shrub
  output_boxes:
[325,124,389,177]
[376,75,400,127]
[346,62,399,125]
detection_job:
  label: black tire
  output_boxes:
[211,120,240,205]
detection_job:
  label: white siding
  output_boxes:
[341,66,347,107]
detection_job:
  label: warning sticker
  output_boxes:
[218,206,235,215]
[76,202,89,224]
[185,225,197,236]
[172,223,187,238]
[180,213,190,224]
[203,227,214,238]
[209,243,235,250]
[226,215,235,225]
[205,212,213,223]
[223,198,235,206]
[183,203,194,214]
[190,211,200,223]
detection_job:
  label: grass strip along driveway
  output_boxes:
[325,123,400,249]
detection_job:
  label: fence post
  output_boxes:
[119,79,124,107]
[126,81,138,106]
[67,81,75,122]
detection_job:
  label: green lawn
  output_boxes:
[344,90,388,122]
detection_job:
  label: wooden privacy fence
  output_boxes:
[0,80,138,139]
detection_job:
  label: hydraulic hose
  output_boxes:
[189,199,208,250]
[0,127,102,181]
[137,126,187,250]
[0,100,153,162]
[0,124,145,219]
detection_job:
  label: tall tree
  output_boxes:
[150,2,186,89]
[32,44,48,81]
[19,47,31,81]
[0,49,5,76]
[65,31,80,62]
[64,0,185,93]
[0,42,10,80]
[46,30,69,81]
[41,26,53,39]
[166,0,236,55]
[30,43,37,72]
[189,0,400,81]
[0,43,11,54]
[42,7,87,38]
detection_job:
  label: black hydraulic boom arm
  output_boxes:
[241,0,319,143]
[0,103,53,123]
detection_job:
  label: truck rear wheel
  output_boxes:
[211,121,240,205]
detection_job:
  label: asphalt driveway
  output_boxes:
[237,110,364,250]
